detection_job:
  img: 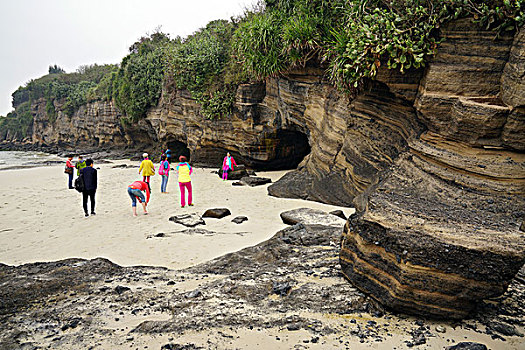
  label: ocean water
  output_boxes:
[0,151,63,170]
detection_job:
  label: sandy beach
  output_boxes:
[0,160,352,269]
[1,160,524,350]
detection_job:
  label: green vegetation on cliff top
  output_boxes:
[1,0,523,139]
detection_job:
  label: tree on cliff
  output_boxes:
[111,32,169,122]
[48,64,65,74]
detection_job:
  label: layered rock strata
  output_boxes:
[31,99,127,149]
[4,18,524,319]
[340,20,525,318]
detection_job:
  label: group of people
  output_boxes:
[65,150,238,217]
[131,151,194,216]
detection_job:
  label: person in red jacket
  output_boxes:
[127,180,150,216]
[65,156,75,189]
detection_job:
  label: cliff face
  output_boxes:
[30,99,127,149]
[339,20,525,318]
[10,20,524,319]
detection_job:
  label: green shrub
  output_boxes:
[0,102,33,139]
[233,0,525,91]
[165,20,246,119]
[1,63,117,137]
[112,33,168,121]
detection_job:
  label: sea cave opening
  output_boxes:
[167,140,191,161]
[254,129,311,170]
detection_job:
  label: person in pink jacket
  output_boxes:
[221,152,237,181]
[158,154,170,193]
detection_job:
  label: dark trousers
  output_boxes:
[68,173,74,188]
[83,189,96,214]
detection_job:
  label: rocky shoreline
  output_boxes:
[1,220,524,349]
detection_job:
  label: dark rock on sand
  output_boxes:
[280,208,346,228]
[329,210,347,220]
[231,216,248,224]
[445,342,488,350]
[153,228,247,237]
[217,164,253,180]
[272,282,292,297]
[239,176,272,187]
[161,343,204,350]
[202,208,231,219]
[115,285,130,294]
[486,322,523,337]
[169,214,205,227]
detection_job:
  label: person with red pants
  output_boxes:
[176,156,193,208]
[127,180,150,216]
[138,153,155,185]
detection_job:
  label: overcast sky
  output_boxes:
[0,0,256,116]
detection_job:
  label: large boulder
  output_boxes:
[238,176,272,187]
[340,149,525,319]
[202,208,231,219]
[217,164,253,181]
[280,208,346,228]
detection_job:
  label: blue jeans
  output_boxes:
[68,172,73,188]
[128,187,145,207]
[161,174,169,192]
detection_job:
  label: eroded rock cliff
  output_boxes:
[340,20,525,318]
[8,19,524,319]
[31,99,127,149]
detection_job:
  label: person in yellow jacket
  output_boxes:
[176,155,193,208]
[139,153,155,185]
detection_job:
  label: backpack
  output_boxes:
[159,160,169,175]
[74,174,85,193]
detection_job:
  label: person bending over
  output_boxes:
[127,180,150,216]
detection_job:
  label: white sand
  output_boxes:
[0,160,353,269]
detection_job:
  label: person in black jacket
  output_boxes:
[80,159,97,217]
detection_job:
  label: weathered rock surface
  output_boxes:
[445,343,488,350]
[202,208,231,219]
[329,210,347,220]
[280,208,347,228]
[217,164,253,180]
[31,99,128,149]
[231,216,248,224]
[169,214,205,227]
[1,225,524,349]
[238,176,272,187]
[340,21,525,319]
[2,19,524,321]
